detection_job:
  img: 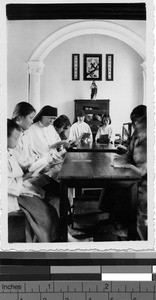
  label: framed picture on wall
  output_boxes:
[72,54,80,80]
[83,54,102,80]
[106,54,114,81]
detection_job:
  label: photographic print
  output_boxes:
[83,54,102,80]
[0,1,154,252]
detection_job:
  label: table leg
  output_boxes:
[60,181,68,242]
[127,182,138,240]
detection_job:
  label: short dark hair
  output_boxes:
[53,115,71,129]
[102,114,111,125]
[7,119,21,137]
[130,105,147,123]
[59,115,71,127]
[77,110,85,118]
[53,117,65,129]
[12,102,36,121]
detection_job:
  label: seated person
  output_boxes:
[113,114,147,237]
[84,114,93,123]
[28,105,68,158]
[8,119,92,243]
[114,114,147,176]
[69,110,93,142]
[12,102,38,171]
[26,105,69,184]
[95,114,113,143]
[125,116,147,235]
[117,105,147,153]
[53,115,71,141]
[7,119,59,243]
[12,102,60,189]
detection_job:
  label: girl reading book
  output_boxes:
[12,102,37,171]
[7,119,59,242]
[95,114,113,143]
[8,119,92,243]
[69,110,93,142]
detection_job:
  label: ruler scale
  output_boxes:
[0,281,156,299]
[1,263,156,299]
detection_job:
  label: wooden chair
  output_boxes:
[122,122,132,141]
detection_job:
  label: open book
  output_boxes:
[28,156,63,177]
[81,132,91,140]
[28,157,49,177]
[69,132,91,147]
[111,154,131,169]
[97,134,109,144]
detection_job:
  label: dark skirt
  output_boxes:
[18,195,60,242]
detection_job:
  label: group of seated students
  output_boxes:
[7,102,95,243]
[7,101,147,242]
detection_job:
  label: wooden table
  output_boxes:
[58,152,141,242]
[68,141,117,152]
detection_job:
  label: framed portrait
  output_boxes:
[83,54,102,80]
[106,54,114,81]
[72,54,80,80]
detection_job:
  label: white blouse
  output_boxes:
[13,130,38,170]
[8,149,23,213]
[8,149,45,213]
[95,125,113,141]
[69,122,93,141]
[28,122,61,158]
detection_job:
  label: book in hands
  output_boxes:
[69,140,77,147]
[28,157,49,176]
[116,144,127,154]
[111,154,131,169]
[112,162,132,169]
[97,134,109,144]
[68,133,90,148]
[68,138,80,147]
[81,132,90,140]
[50,160,63,166]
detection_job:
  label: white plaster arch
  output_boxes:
[28,20,146,108]
[29,20,146,62]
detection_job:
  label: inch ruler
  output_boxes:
[0,281,156,300]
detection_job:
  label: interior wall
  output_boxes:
[42,34,143,134]
[7,20,76,117]
[7,19,145,134]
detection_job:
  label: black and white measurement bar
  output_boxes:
[1,281,156,300]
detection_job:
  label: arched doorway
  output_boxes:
[27,20,146,110]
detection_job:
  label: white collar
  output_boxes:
[38,121,44,128]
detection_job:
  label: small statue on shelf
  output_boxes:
[90,80,98,100]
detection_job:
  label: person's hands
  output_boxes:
[69,140,76,146]
[49,140,69,150]
[23,172,33,181]
[120,163,133,169]
[53,151,62,160]
[117,144,127,150]
[62,140,70,149]
[39,164,51,174]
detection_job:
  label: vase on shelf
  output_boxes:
[90,80,98,100]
